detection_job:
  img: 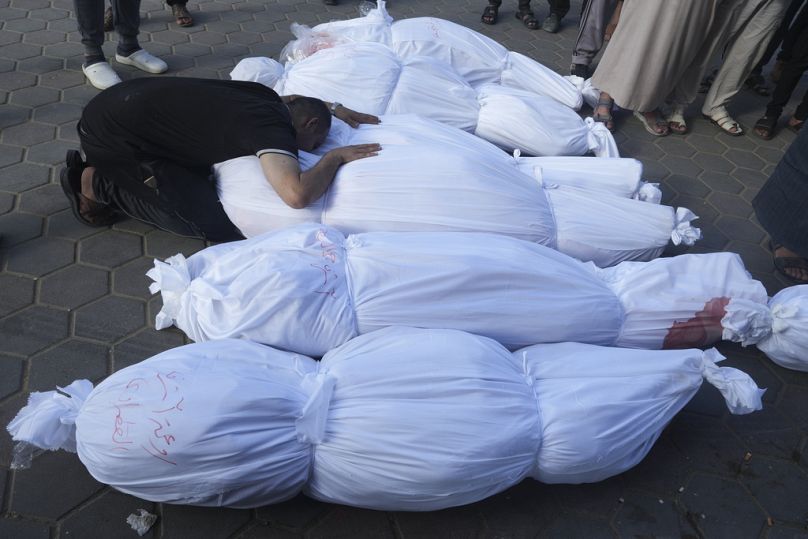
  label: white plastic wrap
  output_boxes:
[215,114,695,267]
[7,329,763,510]
[515,156,644,199]
[147,224,803,371]
[499,51,583,110]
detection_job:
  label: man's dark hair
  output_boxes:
[287,96,332,135]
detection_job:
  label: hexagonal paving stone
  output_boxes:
[29,6,70,21]
[5,236,75,276]
[33,101,83,125]
[0,212,43,246]
[395,505,483,537]
[0,144,23,167]
[0,41,42,60]
[779,384,808,429]
[681,473,767,538]
[0,273,35,316]
[112,328,184,371]
[665,173,710,198]
[113,257,158,299]
[61,491,157,539]
[28,339,109,391]
[660,154,704,178]
[39,68,84,89]
[613,490,694,537]
[61,83,102,106]
[9,84,59,107]
[18,183,69,215]
[0,103,31,129]
[307,506,395,539]
[726,404,803,462]
[239,525,301,539]
[47,209,104,240]
[0,121,55,146]
[0,162,50,193]
[10,450,104,520]
[151,29,190,45]
[693,152,736,174]
[0,30,22,46]
[0,517,50,539]
[740,456,808,524]
[708,191,754,218]
[173,42,212,57]
[724,148,765,170]
[160,505,253,539]
[26,139,78,165]
[42,40,85,59]
[670,413,749,474]
[22,29,66,46]
[0,305,68,356]
[0,353,25,399]
[0,191,14,214]
[75,296,146,342]
[39,264,109,309]
[256,494,330,531]
[145,229,205,259]
[16,55,64,74]
[715,215,766,244]
[80,230,143,267]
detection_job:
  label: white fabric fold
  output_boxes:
[670,207,701,246]
[721,298,773,346]
[146,254,192,330]
[584,117,620,158]
[700,349,764,414]
[636,182,662,204]
[295,372,337,445]
[7,379,94,453]
[757,286,808,371]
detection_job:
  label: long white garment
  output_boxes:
[214,114,699,267]
[7,329,763,509]
[146,224,807,371]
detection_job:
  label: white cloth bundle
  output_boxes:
[214,114,699,267]
[7,328,763,509]
[146,224,806,371]
[232,43,614,157]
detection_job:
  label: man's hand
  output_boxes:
[329,143,382,163]
[334,106,381,128]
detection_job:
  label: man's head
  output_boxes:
[287,97,331,151]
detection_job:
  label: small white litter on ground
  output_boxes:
[126,509,157,536]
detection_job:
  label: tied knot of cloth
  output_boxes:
[295,371,337,445]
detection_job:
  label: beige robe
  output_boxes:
[591,0,724,112]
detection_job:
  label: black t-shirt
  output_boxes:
[82,78,298,166]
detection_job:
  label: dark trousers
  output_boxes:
[766,17,808,120]
[753,125,808,256]
[757,0,807,69]
[74,0,141,61]
[488,0,570,17]
[77,120,243,243]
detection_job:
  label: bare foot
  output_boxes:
[774,245,808,282]
[79,166,97,216]
[787,116,804,132]
[643,111,669,135]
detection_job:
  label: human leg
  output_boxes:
[543,0,569,32]
[702,0,788,133]
[111,0,168,74]
[570,0,620,76]
[481,0,502,25]
[515,0,540,30]
[754,23,808,138]
[166,0,193,27]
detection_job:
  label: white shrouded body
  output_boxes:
[8,328,763,509]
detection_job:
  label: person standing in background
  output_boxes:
[569,0,621,78]
[481,0,570,33]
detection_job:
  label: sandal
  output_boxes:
[752,115,778,140]
[481,4,499,25]
[593,96,614,131]
[772,242,808,284]
[515,9,539,30]
[60,150,118,228]
[633,110,669,136]
[667,105,687,135]
[704,109,744,136]
[171,3,194,27]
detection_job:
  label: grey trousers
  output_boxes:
[74,0,141,62]
[702,0,789,116]
[571,0,620,67]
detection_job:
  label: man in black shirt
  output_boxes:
[62,77,381,241]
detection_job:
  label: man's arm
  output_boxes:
[259,144,381,209]
[281,94,380,127]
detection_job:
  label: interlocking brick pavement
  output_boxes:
[1,1,808,537]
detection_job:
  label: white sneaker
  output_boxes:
[115,49,168,74]
[82,62,122,90]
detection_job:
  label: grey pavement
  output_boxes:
[1,0,808,537]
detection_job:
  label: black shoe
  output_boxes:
[542,13,561,33]
[570,64,588,78]
[60,150,119,227]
